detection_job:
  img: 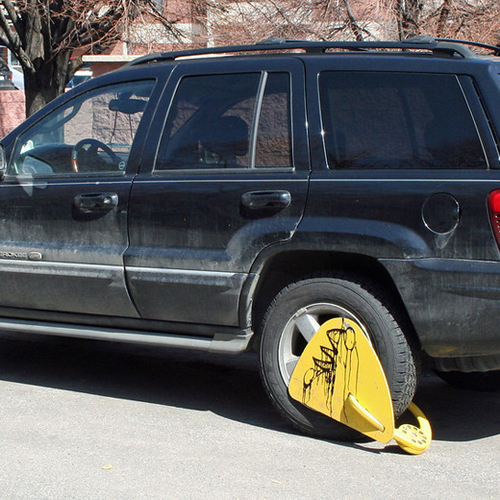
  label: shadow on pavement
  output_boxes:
[413,370,500,442]
[0,331,288,433]
[0,331,499,443]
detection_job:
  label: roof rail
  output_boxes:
[125,36,499,68]
[435,37,500,56]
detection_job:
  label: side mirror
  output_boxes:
[0,144,6,181]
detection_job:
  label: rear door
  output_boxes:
[126,58,309,327]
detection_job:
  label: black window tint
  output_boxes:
[319,72,487,169]
[156,74,260,170]
[255,73,292,168]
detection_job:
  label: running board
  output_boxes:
[0,318,253,354]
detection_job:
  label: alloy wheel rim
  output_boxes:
[277,302,367,384]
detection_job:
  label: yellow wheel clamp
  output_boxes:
[288,318,432,454]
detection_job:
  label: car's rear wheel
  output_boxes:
[259,274,417,440]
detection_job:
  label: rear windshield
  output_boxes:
[319,72,487,169]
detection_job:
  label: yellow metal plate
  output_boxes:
[289,317,395,442]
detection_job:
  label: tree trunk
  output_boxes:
[23,52,70,117]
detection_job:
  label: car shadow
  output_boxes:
[0,331,289,433]
[411,369,500,442]
[0,332,499,443]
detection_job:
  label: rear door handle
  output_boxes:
[241,190,291,211]
[74,193,119,213]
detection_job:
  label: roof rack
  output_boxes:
[125,36,500,68]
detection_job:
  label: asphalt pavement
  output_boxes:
[0,331,499,499]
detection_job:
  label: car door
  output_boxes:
[0,78,156,318]
[125,58,309,327]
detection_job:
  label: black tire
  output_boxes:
[435,370,500,392]
[259,274,417,440]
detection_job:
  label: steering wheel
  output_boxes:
[71,138,121,173]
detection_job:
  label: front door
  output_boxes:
[0,79,156,317]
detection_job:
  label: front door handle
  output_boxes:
[74,192,119,213]
[241,190,292,211]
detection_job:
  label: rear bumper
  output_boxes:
[382,258,500,358]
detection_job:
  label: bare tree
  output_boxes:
[188,0,500,47]
[393,0,423,39]
[1,0,500,118]
[425,1,500,44]
[381,0,500,43]
[187,0,376,45]
[0,1,178,117]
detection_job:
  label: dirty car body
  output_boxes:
[1,37,500,438]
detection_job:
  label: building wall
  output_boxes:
[0,90,25,139]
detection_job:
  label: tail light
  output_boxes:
[488,190,500,249]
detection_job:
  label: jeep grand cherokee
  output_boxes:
[1,37,500,439]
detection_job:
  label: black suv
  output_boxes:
[1,37,500,439]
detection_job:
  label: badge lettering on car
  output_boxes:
[0,251,42,260]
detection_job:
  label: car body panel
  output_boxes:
[0,175,138,317]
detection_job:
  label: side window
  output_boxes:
[319,72,487,169]
[155,72,292,170]
[255,73,292,168]
[10,80,155,176]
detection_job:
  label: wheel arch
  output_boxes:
[247,250,420,352]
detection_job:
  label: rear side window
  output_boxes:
[155,72,291,170]
[319,72,487,169]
